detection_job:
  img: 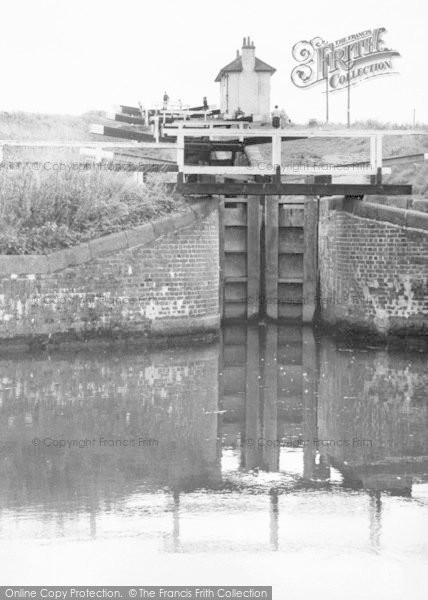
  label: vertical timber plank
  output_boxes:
[272,131,282,173]
[303,197,318,323]
[262,324,279,471]
[269,491,279,551]
[217,327,225,475]
[265,196,279,319]
[247,197,261,319]
[219,197,225,320]
[369,135,376,172]
[244,325,260,469]
[302,326,317,480]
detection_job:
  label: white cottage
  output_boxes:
[215,37,276,121]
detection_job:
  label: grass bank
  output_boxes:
[0,111,105,141]
[0,111,184,254]
[0,168,184,254]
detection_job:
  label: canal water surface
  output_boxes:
[0,324,427,598]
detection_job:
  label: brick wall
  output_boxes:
[0,200,220,345]
[319,198,428,336]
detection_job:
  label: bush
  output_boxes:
[0,167,185,254]
[385,163,428,198]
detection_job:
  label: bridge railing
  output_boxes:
[175,128,395,177]
[1,129,426,183]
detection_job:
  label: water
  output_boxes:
[0,324,427,598]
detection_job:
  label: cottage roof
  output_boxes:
[214,56,276,82]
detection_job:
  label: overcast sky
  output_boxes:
[0,0,427,124]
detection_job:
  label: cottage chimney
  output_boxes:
[236,49,240,58]
[242,36,255,71]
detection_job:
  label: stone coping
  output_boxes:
[368,196,428,212]
[327,196,428,232]
[0,199,215,275]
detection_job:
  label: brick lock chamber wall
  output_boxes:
[0,201,220,345]
[318,198,428,336]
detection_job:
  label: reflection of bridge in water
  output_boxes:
[0,324,427,550]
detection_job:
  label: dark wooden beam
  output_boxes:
[176,182,412,196]
[189,109,221,117]
[91,124,157,142]
[91,125,243,151]
[210,159,235,166]
[343,153,428,167]
[109,113,145,126]
[244,136,308,146]
[119,105,142,116]
[114,152,177,164]
[105,163,178,172]
[189,142,243,152]
[4,161,178,173]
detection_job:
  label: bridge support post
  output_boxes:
[303,197,318,323]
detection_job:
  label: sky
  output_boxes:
[0,0,427,124]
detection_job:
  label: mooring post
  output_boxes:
[302,197,318,323]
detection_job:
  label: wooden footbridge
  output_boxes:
[2,103,425,322]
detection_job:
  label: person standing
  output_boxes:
[203,96,208,110]
[272,105,281,128]
[162,91,169,110]
[235,106,244,119]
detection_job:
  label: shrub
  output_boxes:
[0,167,185,254]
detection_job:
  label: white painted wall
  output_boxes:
[219,57,272,120]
